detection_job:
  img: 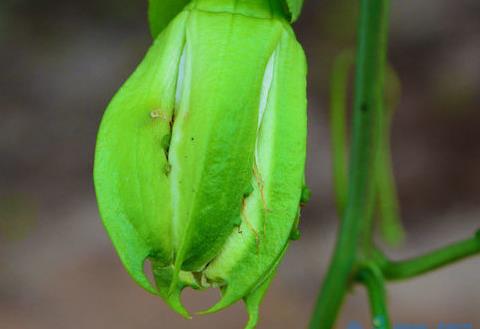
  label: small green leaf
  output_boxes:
[243,245,286,329]
[148,0,190,39]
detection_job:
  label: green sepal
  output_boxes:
[152,263,202,318]
[169,9,285,288]
[243,245,286,329]
[202,27,307,314]
[94,13,188,294]
[243,273,273,329]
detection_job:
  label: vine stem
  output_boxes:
[378,232,480,280]
[308,1,390,328]
[330,50,354,218]
[357,264,391,329]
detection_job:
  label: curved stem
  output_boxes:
[308,1,390,328]
[329,52,405,246]
[357,263,392,329]
[330,50,354,218]
[375,65,404,246]
[374,101,404,245]
[379,231,480,280]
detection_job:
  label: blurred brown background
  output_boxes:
[1,0,479,328]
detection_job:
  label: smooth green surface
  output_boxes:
[203,28,307,312]
[168,7,284,282]
[94,12,188,294]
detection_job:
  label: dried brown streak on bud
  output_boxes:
[241,198,260,254]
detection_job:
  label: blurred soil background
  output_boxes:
[0,0,479,328]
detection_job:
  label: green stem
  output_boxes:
[374,101,404,245]
[357,264,392,329]
[379,231,480,280]
[308,1,390,328]
[330,50,354,218]
[375,65,404,246]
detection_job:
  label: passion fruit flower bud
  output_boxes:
[94,0,307,327]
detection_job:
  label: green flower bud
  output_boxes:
[94,0,307,327]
